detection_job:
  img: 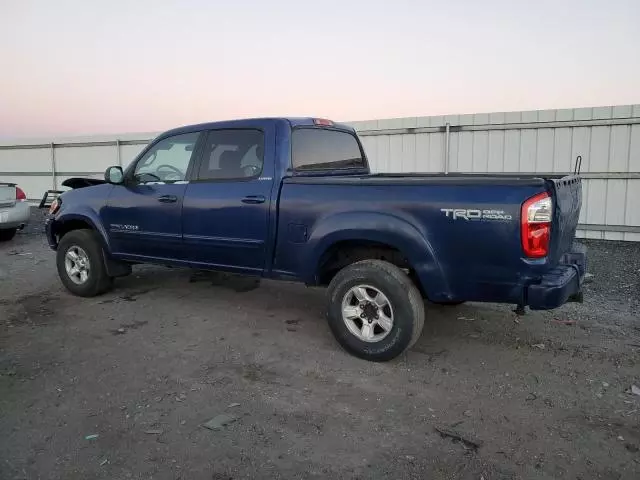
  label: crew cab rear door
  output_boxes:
[103,131,204,260]
[180,123,276,273]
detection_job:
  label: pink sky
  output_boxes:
[1,0,639,137]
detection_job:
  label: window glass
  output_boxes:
[197,129,264,180]
[133,132,200,183]
[292,128,364,170]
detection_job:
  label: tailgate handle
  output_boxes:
[158,194,178,203]
[241,195,266,204]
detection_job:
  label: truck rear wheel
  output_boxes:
[326,260,425,362]
[56,229,113,297]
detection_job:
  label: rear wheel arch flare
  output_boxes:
[307,212,448,299]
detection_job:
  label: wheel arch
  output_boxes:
[305,211,450,300]
[53,215,131,278]
[52,212,111,252]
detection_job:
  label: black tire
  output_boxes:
[0,228,17,242]
[326,260,425,362]
[56,229,113,297]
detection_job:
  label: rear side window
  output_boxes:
[197,129,264,180]
[292,128,364,171]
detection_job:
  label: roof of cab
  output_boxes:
[159,117,355,139]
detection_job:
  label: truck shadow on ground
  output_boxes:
[84,264,639,373]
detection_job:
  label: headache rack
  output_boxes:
[39,189,64,209]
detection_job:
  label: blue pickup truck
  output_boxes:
[45,117,586,361]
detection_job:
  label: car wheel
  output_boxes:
[0,228,17,242]
[56,229,113,297]
[326,260,425,362]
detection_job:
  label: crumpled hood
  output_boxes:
[61,177,106,189]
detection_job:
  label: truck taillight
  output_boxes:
[521,192,552,258]
[49,198,61,215]
[15,187,26,201]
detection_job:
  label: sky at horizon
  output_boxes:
[1,0,639,138]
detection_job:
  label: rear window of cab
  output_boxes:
[292,128,365,171]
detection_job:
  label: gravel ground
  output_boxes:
[1,210,639,479]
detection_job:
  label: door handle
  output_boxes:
[158,195,178,203]
[241,195,266,204]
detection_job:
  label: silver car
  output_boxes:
[0,182,30,241]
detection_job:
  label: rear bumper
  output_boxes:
[527,243,587,310]
[0,201,30,229]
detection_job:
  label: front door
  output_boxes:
[103,131,203,261]
[181,126,275,273]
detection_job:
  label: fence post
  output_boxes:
[50,143,57,190]
[443,122,451,174]
[116,139,122,166]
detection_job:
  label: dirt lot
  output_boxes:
[1,212,639,479]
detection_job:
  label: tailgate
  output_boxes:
[0,183,16,208]
[547,175,582,265]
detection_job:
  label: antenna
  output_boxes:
[573,155,582,175]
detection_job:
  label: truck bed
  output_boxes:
[277,172,581,306]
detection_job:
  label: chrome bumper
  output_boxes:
[0,201,30,229]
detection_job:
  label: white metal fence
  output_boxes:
[353,105,640,242]
[1,105,639,241]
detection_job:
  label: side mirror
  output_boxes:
[105,166,124,184]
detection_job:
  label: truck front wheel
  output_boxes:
[326,260,425,362]
[56,229,113,297]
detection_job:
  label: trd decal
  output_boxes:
[440,208,513,222]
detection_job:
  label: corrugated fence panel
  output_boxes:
[472,131,489,172]
[488,111,505,171]
[625,122,640,238]
[56,145,117,172]
[604,179,626,241]
[402,134,416,172]
[604,120,629,242]
[351,105,640,240]
[536,128,554,172]
[519,110,538,172]
[428,133,444,172]
[457,132,473,173]
[552,128,573,172]
[0,175,53,200]
[1,105,639,239]
[488,129,504,171]
[0,147,51,172]
[389,134,404,172]
[375,135,389,173]
[415,134,429,172]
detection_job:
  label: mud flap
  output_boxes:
[102,251,132,278]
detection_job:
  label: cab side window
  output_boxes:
[197,129,264,181]
[133,132,200,183]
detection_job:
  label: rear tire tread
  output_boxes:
[327,259,425,361]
